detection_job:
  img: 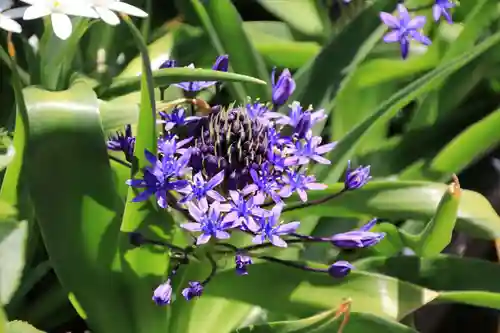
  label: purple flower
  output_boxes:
[126,149,190,208]
[433,0,454,23]
[267,149,297,171]
[267,127,290,149]
[279,170,327,202]
[181,281,204,300]
[380,4,431,59]
[160,59,177,69]
[174,55,230,92]
[107,125,136,162]
[271,68,295,107]
[221,190,267,232]
[331,218,385,249]
[274,102,326,137]
[344,160,371,190]
[181,201,235,245]
[251,204,300,247]
[287,132,336,165]
[235,254,253,275]
[178,170,225,206]
[153,280,173,306]
[246,101,281,125]
[243,163,283,204]
[159,107,200,131]
[328,261,354,278]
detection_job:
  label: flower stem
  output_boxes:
[202,252,218,285]
[108,154,132,168]
[259,256,328,274]
[282,188,347,213]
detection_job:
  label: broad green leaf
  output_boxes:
[0,220,27,306]
[235,310,417,333]
[5,321,44,333]
[98,99,139,133]
[187,0,270,101]
[97,67,267,98]
[118,17,173,333]
[289,0,397,114]
[427,108,500,177]
[355,255,500,310]
[283,181,500,239]
[206,262,438,320]
[0,308,5,333]
[24,81,131,333]
[407,179,460,256]
[315,30,500,183]
[256,0,325,38]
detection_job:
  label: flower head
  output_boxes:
[107,125,135,162]
[87,0,147,26]
[0,2,27,33]
[178,170,226,206]
[159,107,200,131]
[331,219,385,249]
[221,190,266,232]
[328,261,354,278]
[235,254,253,275]
[21,0,98,40]
[181,201,236,245]
[272,68,295,107]
[344,161,371,190]
[251,204,300,247]
[380,4,431,59]
[433,0,455,23]
[182,281,204,300]
[153,280,173,306]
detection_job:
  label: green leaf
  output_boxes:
[235,310,417,333]
[5,321,44,333]
[283,181,500,239]
[0,220,27,306]
[97,67,266,99]
[206,262,438,320]
[426,108,500,177]
[24,81,131,333]
[0,307,6,333]
[315,30,500,183]
[255,0,326,39]
[187,0,270,101]
[355,255,500,310]
[117,17,174,333]
[0,133,15,173]
[405,179,460,256]
[99,98,139,133]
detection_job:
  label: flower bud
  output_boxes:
[344,160,371,190]
[212,55,229,72]
[160,59,177,69]
[181,281,204,300]
[272,68,295,107]
[328,261,354,278]
[152,280,173,306]
[235,254,253,275]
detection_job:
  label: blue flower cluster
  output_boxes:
[380,0,456,59]
[108,55,381,306]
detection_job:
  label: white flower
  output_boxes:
[0,0,28,33]
[20,0,98,40]
[86,0,147,26]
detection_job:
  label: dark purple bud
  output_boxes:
[328,261,354,278]
[152,280,173,306]
[129,232,145,247]
[344,160,371,190]
[331,219,385,249]
[181,281,204,300]
[212,55,229,72]
[235,254,253,275]
[294,111,312,139]
[160,59,177,69]
[272,68,296,107]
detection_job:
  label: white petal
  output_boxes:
[2,7,29,19]
[51,12,72,40]
[0,15,21,33]
[108,1,147,17]
[18,0,36,4]
[0,0,14,12]
[23,5,51,20]
[95,6,119,25]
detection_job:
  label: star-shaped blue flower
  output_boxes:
[433,0,455,23]
[288,131,336,165]
[380,4,431,59]
[178,170,225,207]
[279,170,327,202]
[251,204,300,247]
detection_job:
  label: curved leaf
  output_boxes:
[5,321,44,333]
[355,255,500,310]
[24,81,131,333]
[283,181,500,239]
[235,310,417,333]
[97,67,267,98]
[205,262,438,320]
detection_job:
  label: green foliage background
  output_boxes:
[1,0,500,332]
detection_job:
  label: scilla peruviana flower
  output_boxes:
[0,0,27,33]
[20,0,98,40]
[86,0,147,26]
